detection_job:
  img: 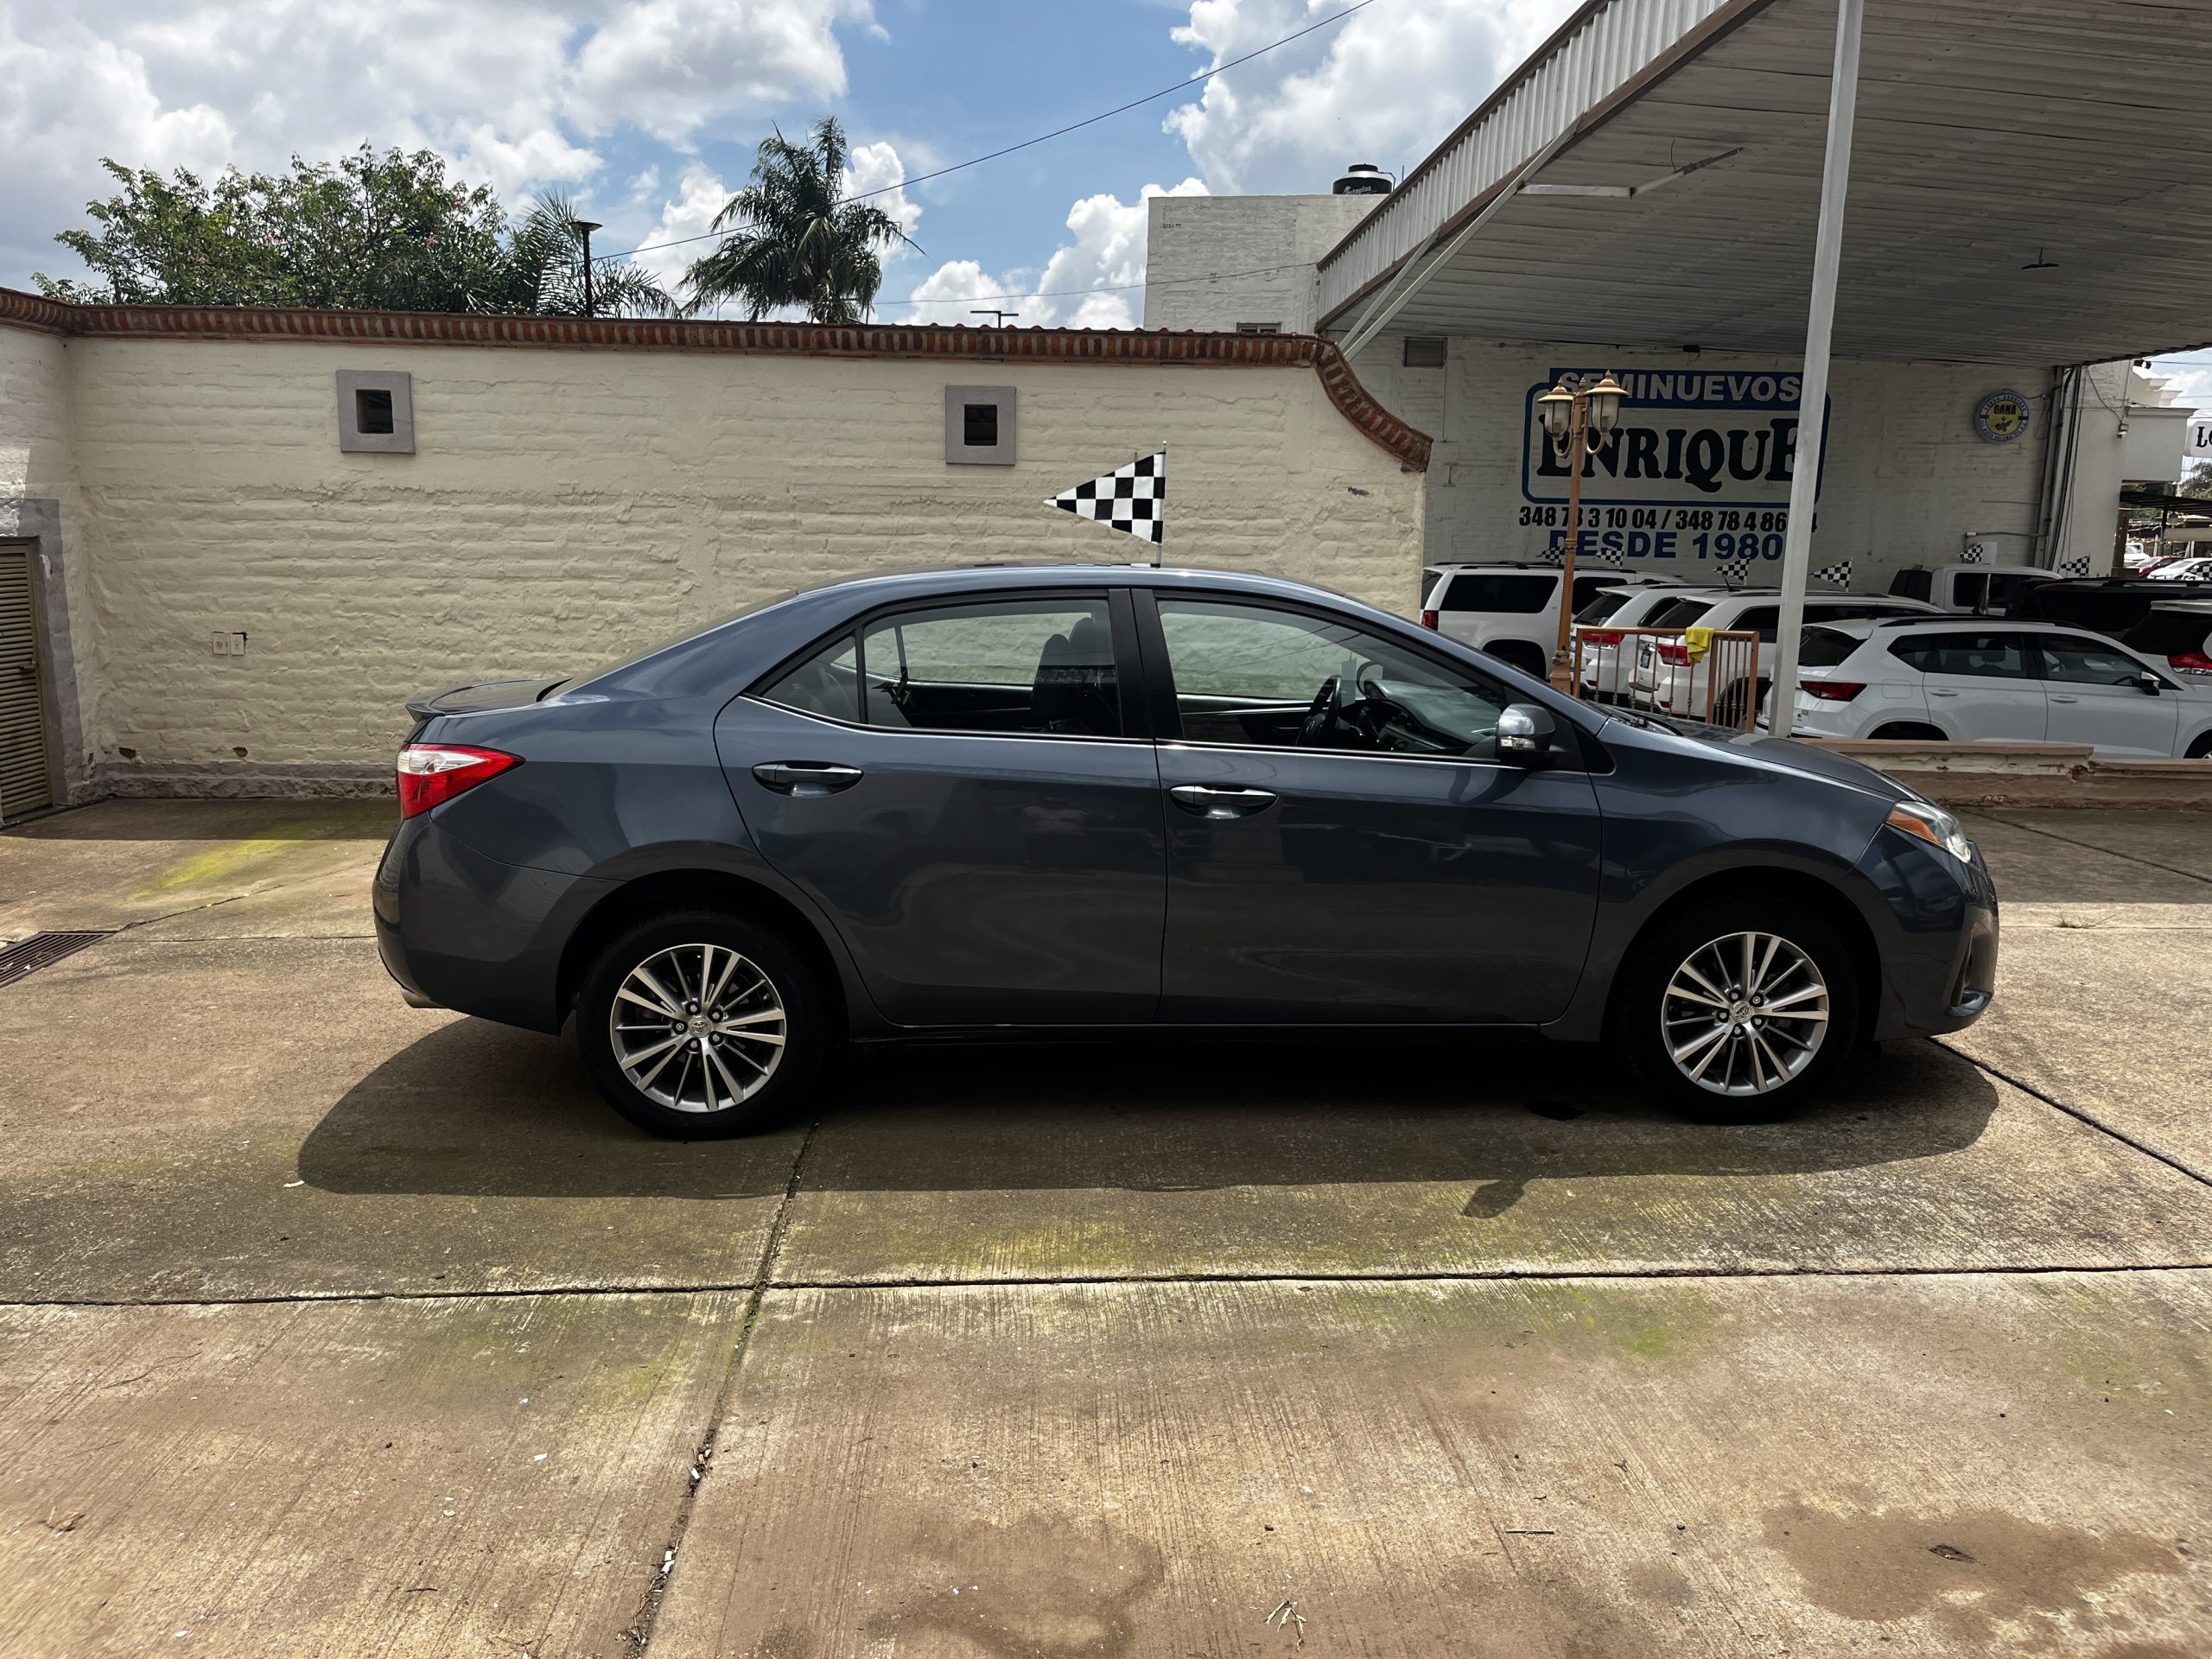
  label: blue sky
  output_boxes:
[2,1,1570,326]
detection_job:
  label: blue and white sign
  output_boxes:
[1516,366,1829,568]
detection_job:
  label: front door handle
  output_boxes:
[1169,785,1278,820]
[1929,689,1960,698]
[753,761,863,796]
[2049,694,2080,703]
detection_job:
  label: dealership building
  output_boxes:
[5,0,2211,813]
[1148,0,2202,594]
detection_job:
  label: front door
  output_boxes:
[0,543,54,823]
[717,590,1166,1026]
[1141,594,1603,1025]
[2035,632,2180,756]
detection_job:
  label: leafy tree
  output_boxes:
[2179,461,2212,500]
[683,118,916,322]
[36,148,668,318]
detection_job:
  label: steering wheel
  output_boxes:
[1297,675,1343,746]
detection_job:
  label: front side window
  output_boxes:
[1156,599,1511,760]
[1888,631,2037,678]
[2038,634,2150,687]
[860,598,1122,736]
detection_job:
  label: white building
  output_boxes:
[1147,0,2202,596]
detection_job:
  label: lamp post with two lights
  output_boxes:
[1533,372,1627,693]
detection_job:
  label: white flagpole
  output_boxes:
[1769,0,1863,740]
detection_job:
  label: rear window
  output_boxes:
[2123,609,2212,655]
[1440,573,1553,614]
[1797,627,1861,668]
[1577,588,1636,624]
[1645,597,1717,631]
[1888,569,1934,601]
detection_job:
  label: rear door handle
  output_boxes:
[2049,694,2080,703]
[1169,785,1278,820]
[1929,689,1960,697]
[753,761,863,796]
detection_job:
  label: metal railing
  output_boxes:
[1569,626,1763,729]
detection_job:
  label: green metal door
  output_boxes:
[0,543,54,822]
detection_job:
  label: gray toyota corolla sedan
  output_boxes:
[375,563,1998,1137]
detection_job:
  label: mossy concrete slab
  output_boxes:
[0,798,393,942]
[656,1270,2212,1657]
[0,933,801,1300]
[0,1291,739,1657]
[772,1037,2212,1284]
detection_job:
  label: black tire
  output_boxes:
[1871,721,1948,742]
[576,909,826,1138]
[1616,897,1860,1123]
[2187,731,2212,760]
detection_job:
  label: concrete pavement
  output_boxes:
[1,798,2208,1656]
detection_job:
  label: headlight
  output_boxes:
[1886,799,1974,864]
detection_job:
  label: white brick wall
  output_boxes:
[1144,196,1380,334]
[20,335,1424,772]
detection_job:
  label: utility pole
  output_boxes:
[970,308,1020,327]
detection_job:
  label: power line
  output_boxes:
[594,0,1376,265]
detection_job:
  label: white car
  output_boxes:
[1572,582,1716,701]
[1764,617,2212,757]
[2150,556,2212,582]
[1887,563,2053,614]
[1626,588,1942,725]
[1419,563,1669,679]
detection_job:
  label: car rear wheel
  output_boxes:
[1618,898,1859,1123]
[2187,731,2212,760]
[1871,721,1948,741]
[576,910,825,1138]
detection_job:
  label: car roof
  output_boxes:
[1808,615,2132,639]
[1425,563,1671,579]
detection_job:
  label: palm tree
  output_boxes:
[683,118,917,323]
[501,192,672,318]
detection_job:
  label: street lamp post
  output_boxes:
[1534,373,1626,693]
[571,219,604,318]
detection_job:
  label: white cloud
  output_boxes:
[902,179,1206,329]
[1164,0,1577,194]
[2,1,875,289]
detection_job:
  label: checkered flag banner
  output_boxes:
[1960,544,1986,564]
[1047,449,1165,546]
[1810,559,1854,588]
[2057,555,2093,575]
[1713,557,1754,585]
[1541,545,1566,565]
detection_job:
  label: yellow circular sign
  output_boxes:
[1975,389,2031,444]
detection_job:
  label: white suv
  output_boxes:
[1627,589,1942,725]
[1419,564,1669,679]
[1572,582,1711,701]
[1765,617,2212,757]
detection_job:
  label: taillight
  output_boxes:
[1800,680,1865,702]
[1582,630,1623,646]
[2171,650,2212,674]
[1656,641,1691,664]
[397,744,520,818]
[1420,609,1439,631]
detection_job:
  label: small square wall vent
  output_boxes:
[337,370,416,453]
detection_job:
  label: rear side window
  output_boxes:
[1888,631,2037,678]
[760,632,861,721]
[1889,569,1934,601]
[1798,627,1861,668]
[1645,597,1717,630]
[1569,575,1618,610]
[1734,605,1781,642]
[859,599,1122,736]
[1440,573,1552,613]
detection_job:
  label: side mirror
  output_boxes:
[2139,671,2164,696]
[1497,702,1557,761]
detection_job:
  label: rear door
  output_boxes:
[1887,630,2047,740]
[1141,593,1601,1025]
[717,589,1166,1025]
[2034,632,2180,756]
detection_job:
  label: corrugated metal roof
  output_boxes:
[1319,0,2212,366]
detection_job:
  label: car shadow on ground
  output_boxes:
[298,1019,2000,1211]
[0,798,393,841]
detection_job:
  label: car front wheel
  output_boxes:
[576,910,824,1138]
[1620,899,1859,1122]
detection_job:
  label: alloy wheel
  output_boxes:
[609,943,787,1114]
[1660,930,1830,1097]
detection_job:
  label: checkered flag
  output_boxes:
[1541,544,1565,565]
[1960,544,1986,564]
[1810,559,1853,588]
[1713,557,1753,585]
[2057,555,2092,575]
[1048,449,1165,546]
